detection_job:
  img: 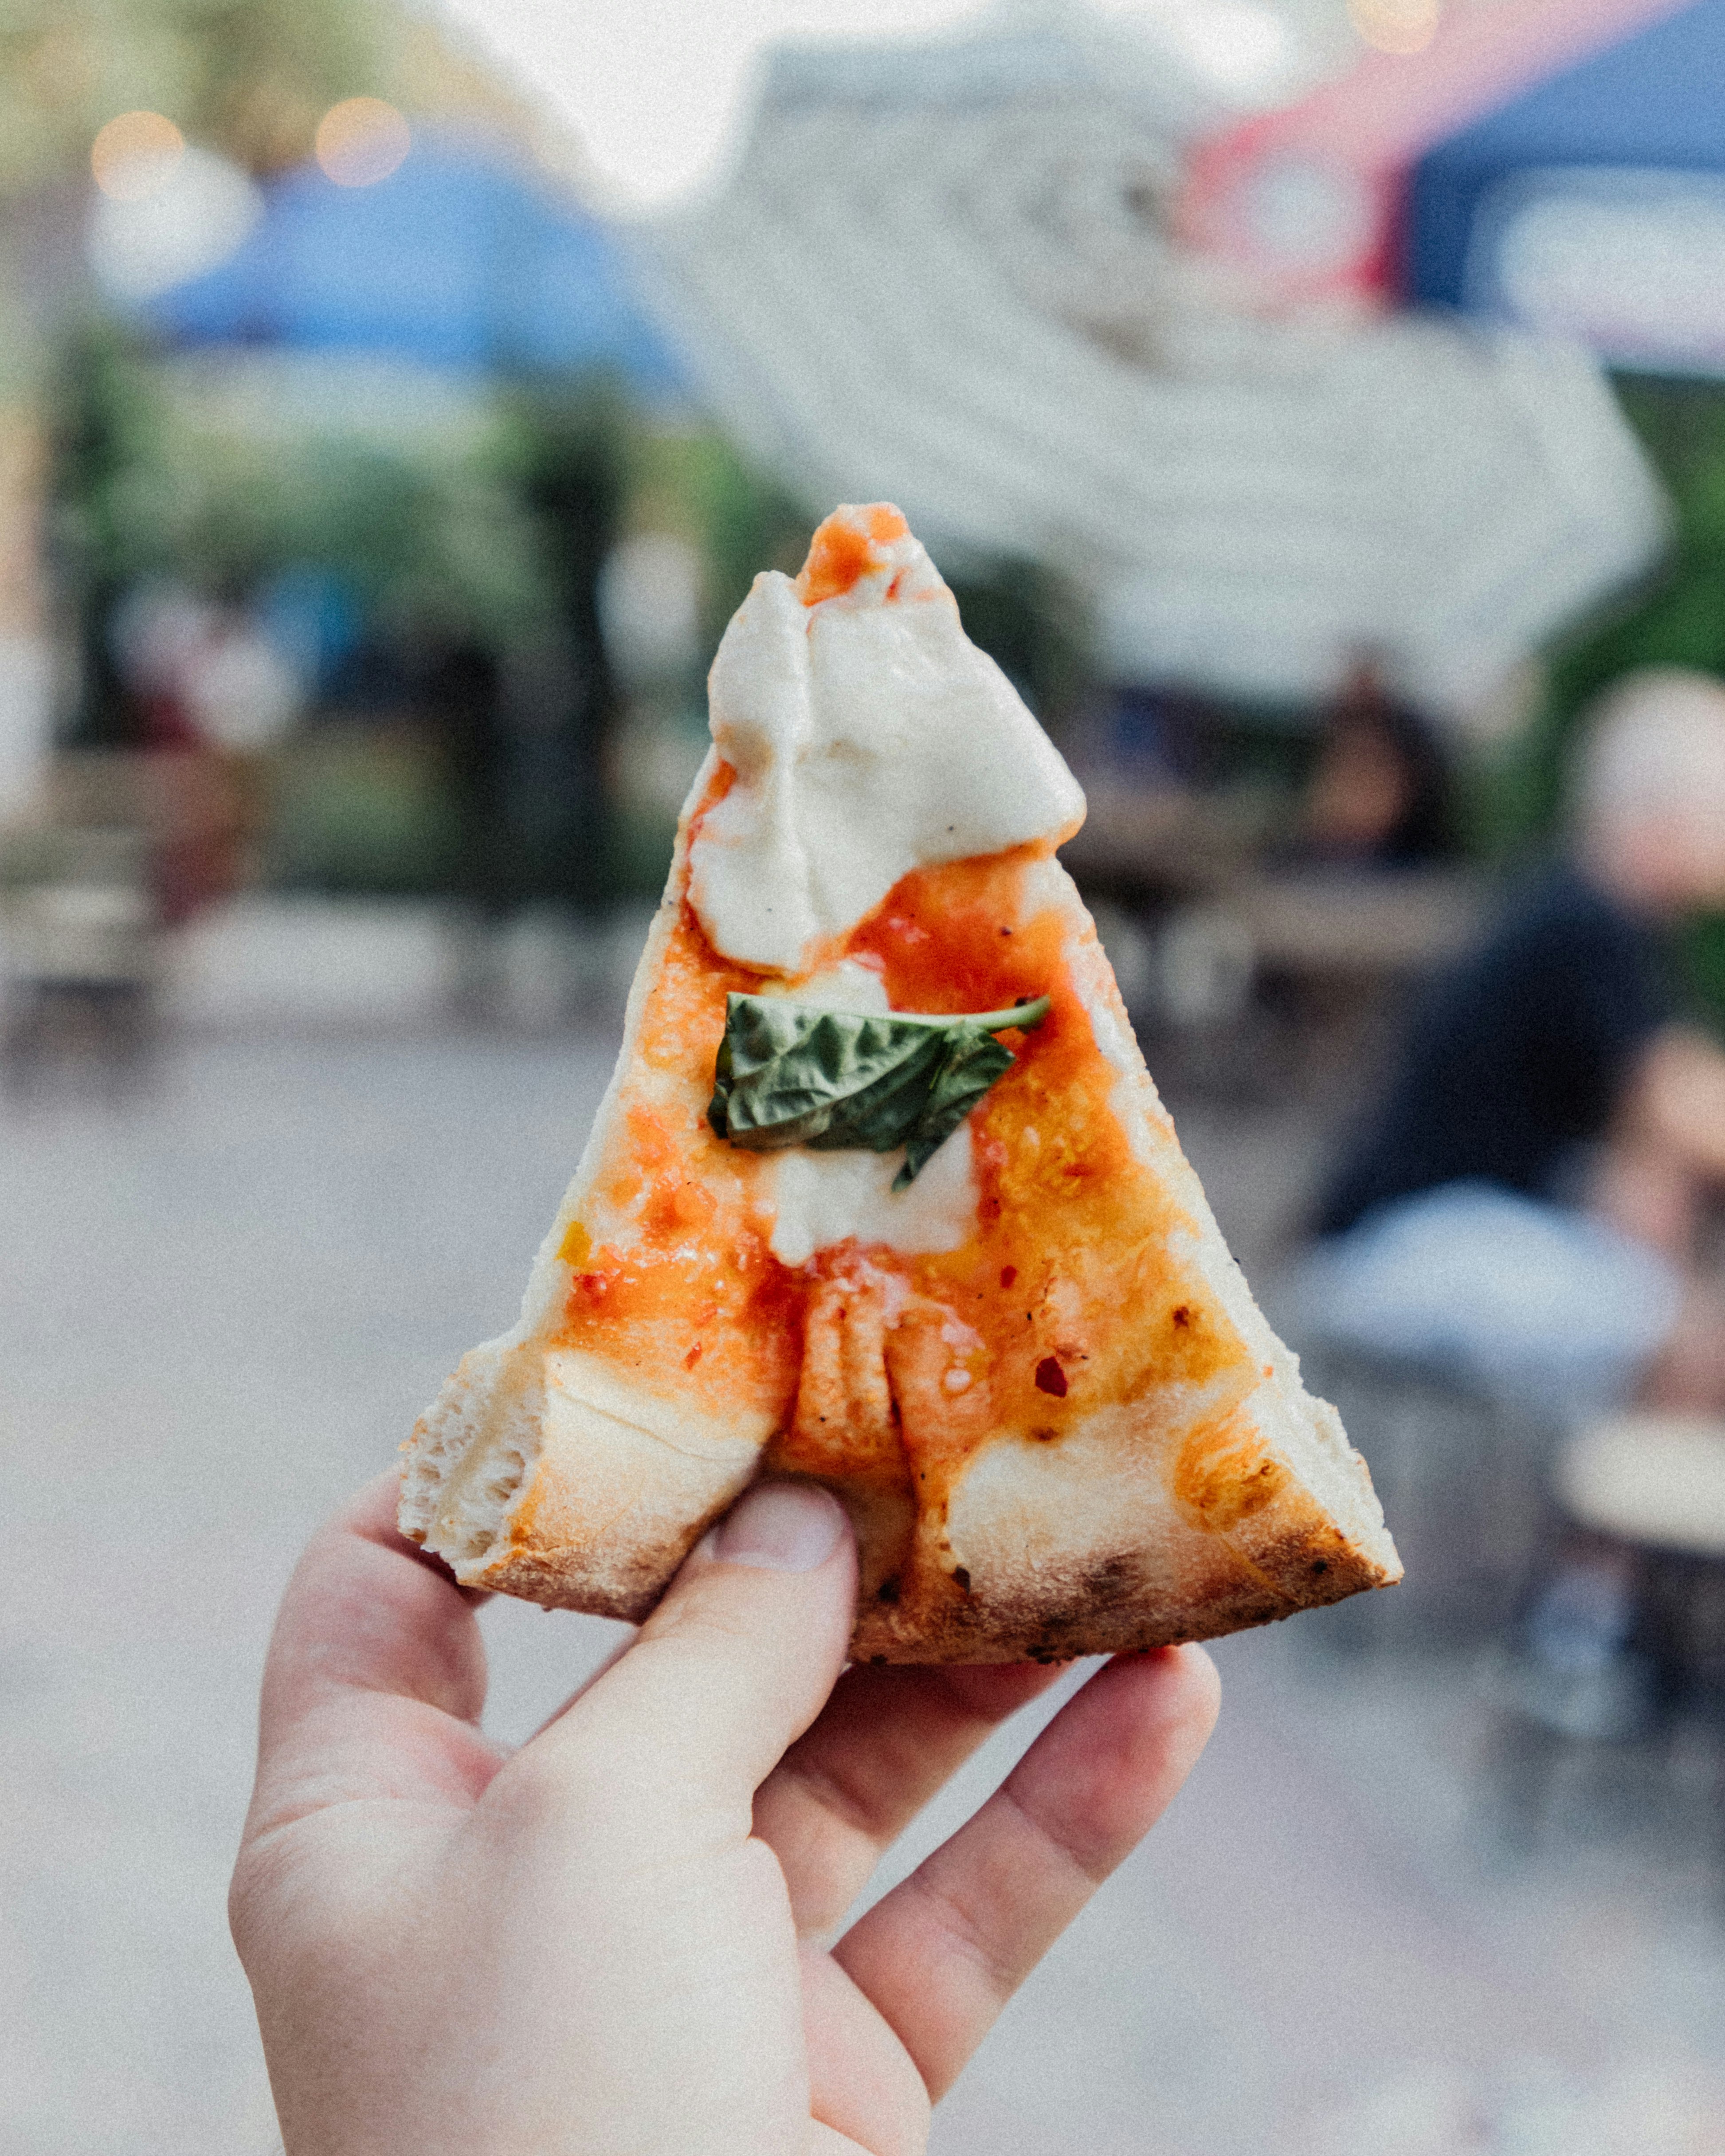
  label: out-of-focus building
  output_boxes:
[0,0,683,858]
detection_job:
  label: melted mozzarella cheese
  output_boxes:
[755,958,979,1266]
[688,508,1085,975]
[767,1125,977,1268]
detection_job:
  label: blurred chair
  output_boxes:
[1290,1337,1561,1655]
[1500,1415,1725,1729]
[1,795,165,1087]
[1486,1413,1725,1863]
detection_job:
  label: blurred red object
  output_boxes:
[44,745,252,924]
[1176,0,1693,307]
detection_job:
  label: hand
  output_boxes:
[231,1474,1218,2155]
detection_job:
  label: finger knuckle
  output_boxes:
[642,1591,760,1658]
[901,1870,1026,2005]
[999,1784,1113,1891]
[485,1743,603,1832]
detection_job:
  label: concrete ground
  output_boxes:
[5,989,1725,2152]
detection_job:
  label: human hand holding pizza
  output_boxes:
[231,1473,1219,2155]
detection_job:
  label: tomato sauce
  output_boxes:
[550,809,1255,1493]
[557,902,809,1421]
[795,503,911,605]
[847,851,1251,1458]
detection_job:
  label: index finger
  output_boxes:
[244,1472,502,1846]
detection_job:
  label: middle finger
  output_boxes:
[753,1658,1065,1933]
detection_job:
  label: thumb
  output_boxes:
[531,1481,858,1819]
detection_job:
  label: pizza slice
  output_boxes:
[400,503,1400,1662]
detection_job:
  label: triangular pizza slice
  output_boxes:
[401,504,1400,1661]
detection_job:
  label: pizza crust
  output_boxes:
[408,1345,1396,1659]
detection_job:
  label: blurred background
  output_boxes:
[8,0,1725,2149]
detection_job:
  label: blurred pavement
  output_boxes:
[4,1007,1725,2153]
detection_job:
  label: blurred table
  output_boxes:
[1064,780,1487,976]
[1231,868,1487,1096]
[1233,868,1487,978]
[1560,1414,1725,1557]
[1061,781,1274,898]
[1496,1413,1725,1759]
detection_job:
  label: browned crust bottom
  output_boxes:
[462,1539,1396,1663]
[843,1514,1398,1664]
[437,1460,1399,1664]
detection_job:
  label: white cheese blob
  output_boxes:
[688,507,1086,975]
[768,1125,978,1268]
[766,957,892,1014]
[756,958,980,1266]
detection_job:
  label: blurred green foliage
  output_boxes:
[51,325,562,754]
[1501,377,1725,1028]
[1515,380,1725,833]
[270,725,460,894]
[56,328,556,639]
[1,0,384,195]
[51,328,630,902]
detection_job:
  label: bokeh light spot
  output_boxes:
[314,98,412,188]
[1347,0,1441,55]
[91,110,185,200]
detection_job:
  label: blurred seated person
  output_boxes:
[1290,662,1455,870]
[1299,668,1725,1418]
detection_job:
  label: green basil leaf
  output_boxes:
[708,992,1048,1184]
[894,1027,1015,1189]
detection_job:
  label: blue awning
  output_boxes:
[1405,3,1725,375]
[142,134,686,396]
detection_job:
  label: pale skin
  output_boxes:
[1601,1030,1725,1410]
[231,1474,1219,2155]
[1595,1028,1725,1256]
[1579,811,1725,1410]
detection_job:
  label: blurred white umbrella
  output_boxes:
[634,4,1666,715]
